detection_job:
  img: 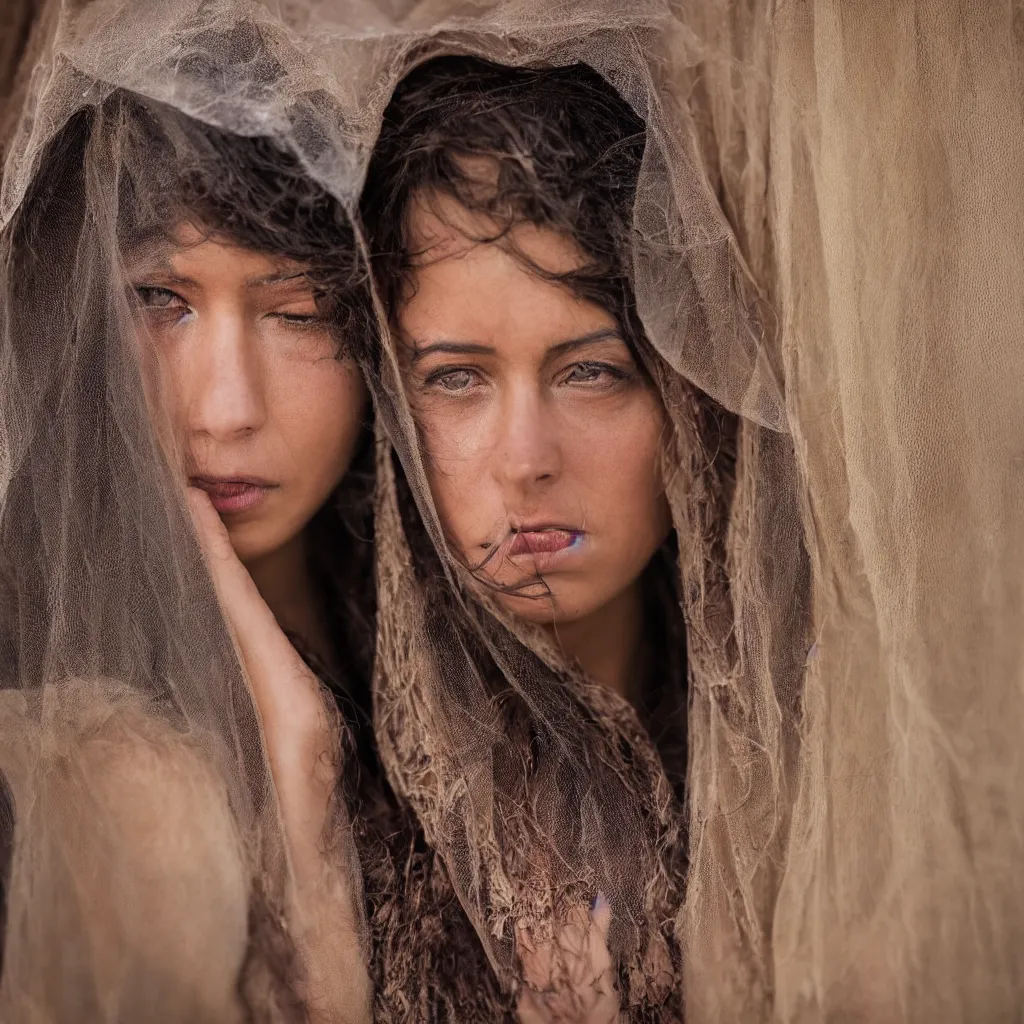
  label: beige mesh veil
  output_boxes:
[2,0,1023,1021]
[353,1,1024,1020]
[351,4,800,1019]
[0,3,376,1020]
[768,5,1024,1020]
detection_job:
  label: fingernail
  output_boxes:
[591,891,608,913]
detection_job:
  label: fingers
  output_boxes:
[514,897,620,1024]
[591,893,611,938]
[516,918,553,990]
[187,487,274,638]
[587,894,614,980]
[186,487,235,564]
[186,487,325,743]
[515,987,549,1024]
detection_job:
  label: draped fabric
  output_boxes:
[769,5,1024,1019]
[0,1,1020,1021]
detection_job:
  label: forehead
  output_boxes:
[401,244,615,352]
[401,195,616,349]
[130,221,309,284]
[405,192,585,275]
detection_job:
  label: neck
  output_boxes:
[244,531,334,672]
[546,581,647,703]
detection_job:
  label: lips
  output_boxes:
[190,476,275,515]
[507,528,583,557]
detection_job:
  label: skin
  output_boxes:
[131,224,372,1022]
[398,193,671,700]
[132,222,368,662]
[397,193,672,1023]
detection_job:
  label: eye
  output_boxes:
[133,285,192,326]
[135,285,183,309]
[427,368,478,393]
[273,312,324,328]
[561,361,630,386]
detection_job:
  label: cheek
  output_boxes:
[418,415,490,549]
[137,333,190,452]
[274,360,368,489]
[568,397,667,542]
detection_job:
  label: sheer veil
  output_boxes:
[1,1,1022,1021]
[0,4,368,1020]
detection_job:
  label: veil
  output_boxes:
[351,3,797,1018]
[0,4,371,1020]
[769,4,1024,1019]
[352,1,1024,1020]
[1,0,1023,1021]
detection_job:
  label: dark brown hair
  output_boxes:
[115,91,368,349]
[360,54,648,363]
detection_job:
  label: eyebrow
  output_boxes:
[132,262,309,290]
[131,263,199,289]
[409,327,625,365]
[244,270,310,288]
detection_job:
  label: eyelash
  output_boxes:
[424,367,479,392]
[561,361,631,386]
[422,361,631,393]
[133,286,193,329]
[132,286,324,330]
[273,312,325,330]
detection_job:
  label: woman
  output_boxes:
[125,91,382,1021]
[361,55,703,1021]
[80,79,560,1024]
[365,56,686,706]
[0,85,376,1020]
[361,25,1024,1024]
[348,8,806,1017]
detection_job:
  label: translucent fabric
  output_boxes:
[769,4,1024,1020]
[361,2,1024,1019]
[0,8,365,1022]
[353,4,798,1019]
[1,1,1022,1022]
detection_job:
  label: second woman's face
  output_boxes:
[132,224,368,566]
[399,196,671,627]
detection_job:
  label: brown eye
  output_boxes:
[135,286,177,307]
[429,368,477,392]
[134,285,192,326]
[562,361,629,385]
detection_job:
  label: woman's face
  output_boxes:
[131,223,368,565]
[398,195,671,626]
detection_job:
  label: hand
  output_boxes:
[186,488,328,753]
[188,487,371,1023]
[515,896,622,1024]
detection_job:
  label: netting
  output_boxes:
[0,0,1021,1021]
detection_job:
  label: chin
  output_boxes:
[225,522,282,566]
[496,584,601,627]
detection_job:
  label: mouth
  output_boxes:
[506,526,585,558]
[189,475,277,515]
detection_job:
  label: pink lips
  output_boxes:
[507,528,582,557]
[190,477,274,515]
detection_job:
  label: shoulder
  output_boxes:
[0,680,250,1021]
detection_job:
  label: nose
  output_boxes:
[185,306,266,441]
[493,382,561,496]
